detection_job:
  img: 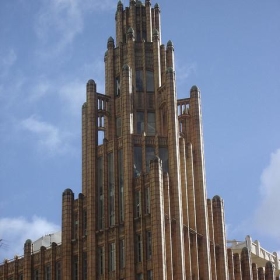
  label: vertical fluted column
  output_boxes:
[145,0,152,42]
[78,194,84,280]
[105,37,115,140]
[165,67,186,280]
[122,64,135,280]
[82,103,87,195]
[241,247,252,280]
[189,85,211,279]
[179,137,192,279]
[186,143,199,279]
[116,1,124,46]
[62,189,74,280]
[234,253,242,280]
[212,196,228,280]
[150,157,167,280]
[160,44,166,85]
[154,3,161,44]
[153,29,161,136]
[163,173,174,280]
[23,239,32,279]
[265,262,274,280]
[85,79,98,279]
[227,249,235,280]
[207,199,217,280]
[166,40,175,71]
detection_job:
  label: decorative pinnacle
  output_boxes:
[154,3,160,9]
[167,40,173,47]
[153,28,159,36]
[166,67,174,74]
[190,85,199,92]
[87,79,96,85]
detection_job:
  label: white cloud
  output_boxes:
[20,115,72,156]
[34,0,116,57]
[0,49,17,78]
[254,149,280,238]
[0,216,60,261]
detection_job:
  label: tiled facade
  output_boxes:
[1,1,279,279]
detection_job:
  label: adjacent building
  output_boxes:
[0,1,279,279]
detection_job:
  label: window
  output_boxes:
[98,246,104,275]
[146,231,152,260]
[146,147,155,172]
[73,212,78,239]
[98,157,104,230]
[137,273,143,280]
[109,243,116,272]
[147,270,153,280]
[72,256,78,280]
[83,210,87,236]
[136,234,142,262]
[45,264,51,280]
[56,262,61,280]
[135,190,141,218]
[136,112,144,134]
[134,146,142,177]
[34,269,39,280]
[108,153,115,226]
[120,239,125,269]
[83,253,87,280]
[159,147,169,172]
[115,77,121,96]
[145,187,150,214]
[136,70,143,91]
[146,71,154,92]
[147,112,155,135]
[118,149,124,222]
[116,117,122,137]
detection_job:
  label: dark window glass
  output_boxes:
[147,112,155,135]
[134,146,142,177]
[136,112,144,134]
[146,147,155,172]
[115,77,121,96]
[146,71,154,92]
[136,70,143,91]
[159,148,169,172]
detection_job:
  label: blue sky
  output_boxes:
[0,0,280,260]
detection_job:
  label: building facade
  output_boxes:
[0,1,279,279]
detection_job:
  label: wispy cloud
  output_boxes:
[34,0,116,58]
[20,115,72,156]
[254,149,280,238]
[0,216,60,261]
[0,49,17,78]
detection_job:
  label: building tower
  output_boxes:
[79,1,228,279]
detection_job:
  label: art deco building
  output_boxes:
[0,1,279,279]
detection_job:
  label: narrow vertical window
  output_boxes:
[45,264,51,280]
[109,243,116,272]
[73,212,78,239]
[116,117,122,137]
[136,70,143,91]
[56,261,61,280]
[146,71,154,92]
[83,253,87,280]
[135,190,141,218]
[147,270,153,280]
[34,270,39,280]
[120,239,125,269]
[115,77,121,96]
[147,112,155,135]
[145,187,150,214]
[136,112,144,134]
[146,147,155,172]
[146,231,152,260]
[98,246,104,275]
[98,156,104,230]
[137,273,143,280]
[136,234,142,262]
[134,146,142,177]
[108,153,115,226]
[118,149,124,222]
[83,210,87,236]
[72,256,78,280]
[159,147,169,172]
